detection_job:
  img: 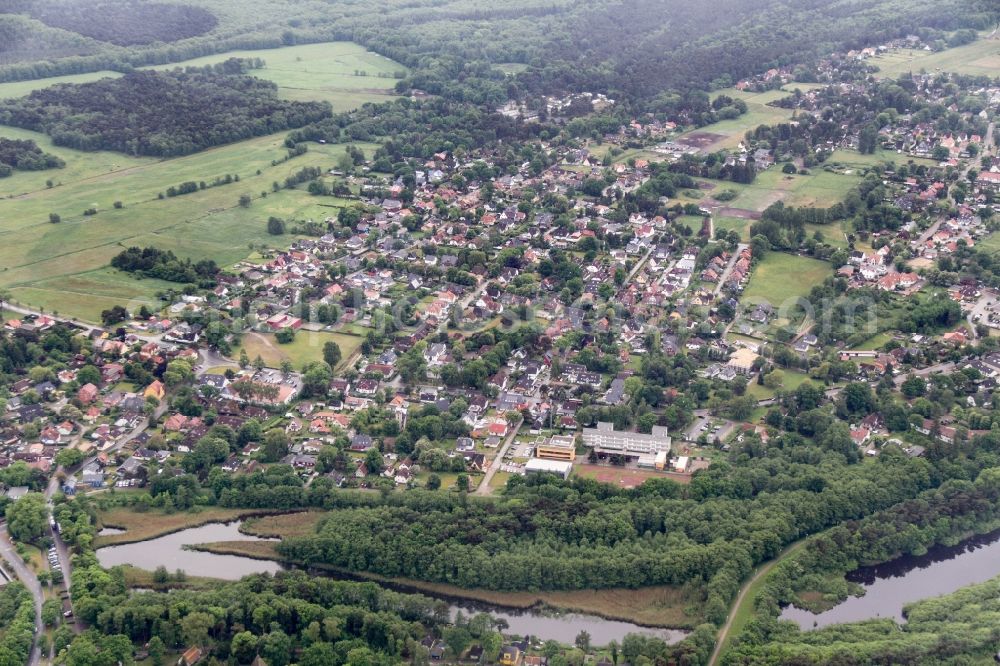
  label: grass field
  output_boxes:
[743,253,830,306]
[677,88,797,152]
[827,148,937,170]
[0,130,378,320]
[868,35,1000,78]
[723,168,860,212]
[980,231,1000,255]
[0,41,404,321]
[746,370,817,400]
[0,42,404,112]
[143,41,406,112]
[237,330,364,370]
[714,216,752,240]
[0,70,124,100]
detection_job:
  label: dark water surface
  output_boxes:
[780,528,1000,629]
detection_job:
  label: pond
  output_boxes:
[96,521,285,580]
[97,521,688,645]
[780,528,1000,629]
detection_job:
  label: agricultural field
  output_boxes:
[743,252,831,306]
[0,126,379,319]
[237,330,364,370]
[868,34,1000,78]
[0,41,405,321]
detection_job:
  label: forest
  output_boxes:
[25,0,217,46]
[0,0,995,110]
[0,136,63,175]
[275,449,939,604]
[0,60,331,156]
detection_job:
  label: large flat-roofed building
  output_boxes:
[581,422,671,456]
[524,458,573,480]
[535,434,576,461]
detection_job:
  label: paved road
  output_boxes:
[0,525,43,666]
[474,418,523,496]
[713,243,749,297]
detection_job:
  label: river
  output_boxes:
[97,521,688,645]
[780,528,1000,629]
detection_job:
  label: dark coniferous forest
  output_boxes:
[0,59,332,156]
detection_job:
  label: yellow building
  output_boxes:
[535,434,577,461]
[144,379,165,401]
[500,646,523,666]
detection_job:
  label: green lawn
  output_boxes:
[848,331,895,351]
[743,253,830,306]
[747,370,817,400]
[237,330,364,370]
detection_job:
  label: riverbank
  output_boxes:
[94,507,288,547]
[195,538,704,629]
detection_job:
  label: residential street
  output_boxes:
[474,419,523,496]
[713,243,749,297]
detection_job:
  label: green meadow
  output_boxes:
[0,134,370,320]
[743,252,831,305]
[868,34,1000,78]
[0,41,404,321]
[143,41,407,112]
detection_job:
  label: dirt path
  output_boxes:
[709,539,807,665]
